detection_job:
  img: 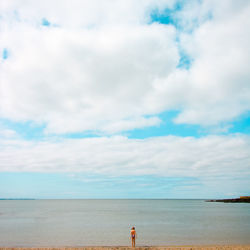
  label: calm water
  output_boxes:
[0,199,250,246]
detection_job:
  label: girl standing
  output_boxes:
[130,226,137,247]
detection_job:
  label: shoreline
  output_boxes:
[206,196,250,203]
[1,246,250,250]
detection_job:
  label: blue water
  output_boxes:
[0,199,249,246]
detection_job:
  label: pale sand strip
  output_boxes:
[1,246,250,250]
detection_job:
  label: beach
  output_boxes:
[1,246,250,250]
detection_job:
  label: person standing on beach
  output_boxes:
[130,226,137,247]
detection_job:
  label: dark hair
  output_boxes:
[132,227,135,230]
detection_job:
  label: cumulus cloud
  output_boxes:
[0,11,178,134]
[174,0,250,125]
[0,135,249,180]
[0,0,250,134]
[0,128,17,138]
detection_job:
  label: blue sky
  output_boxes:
[0,0,250,199]
[0,172,203,199]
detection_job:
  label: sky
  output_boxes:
[0,0,250,199]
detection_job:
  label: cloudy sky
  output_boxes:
[0,0,250,199]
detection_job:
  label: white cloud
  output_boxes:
[174,0,250,125]
[0,0,176,28]
[100,116,161,134]
[0,135,249,181]
[0,128,17,138]
[0,18,178,134]
[0,0,250,134]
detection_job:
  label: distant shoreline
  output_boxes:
[207,196,250,203]
[0,198,36,200]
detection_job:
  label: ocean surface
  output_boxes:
[0,199,250,247]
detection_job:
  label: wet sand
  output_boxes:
[1,246,250,250]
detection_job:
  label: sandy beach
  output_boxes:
[1,246,250,250]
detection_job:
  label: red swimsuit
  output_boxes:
[131,230,136,238]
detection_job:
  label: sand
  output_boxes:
[1,246,250,250]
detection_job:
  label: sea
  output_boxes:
[0,199,250,247]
